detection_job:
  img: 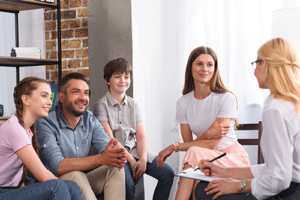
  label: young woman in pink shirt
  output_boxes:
[0,77,82,200]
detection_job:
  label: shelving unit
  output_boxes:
[0,0,62,82]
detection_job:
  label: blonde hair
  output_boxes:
[258,37,300,113]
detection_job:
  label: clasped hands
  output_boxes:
[101,138,146,182]
[101,138,127,170]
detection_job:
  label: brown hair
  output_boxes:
[103,58,133,84]
[182,46,231,95]
[182,46,238,127]
[13,77,49,188]
[58,72,89,94]
[58,72,90,104]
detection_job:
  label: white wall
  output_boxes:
[88,0,133,107]
[0,9,45,116]
[132,1,184,199]
[132,1,288,199]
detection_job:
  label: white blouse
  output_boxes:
[250,95,300,199]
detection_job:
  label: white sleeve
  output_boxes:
[250,164,267,178]
[217,93,237,120]
[175,98,188,124]
[251,108,293,200]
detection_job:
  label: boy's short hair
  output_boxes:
[103,58,133,83]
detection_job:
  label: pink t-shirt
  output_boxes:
[0,115,32,187]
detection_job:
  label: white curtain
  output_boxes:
[132,1,286,199]
[0,9,45,116]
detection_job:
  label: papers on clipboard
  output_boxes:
[176,167,225,182]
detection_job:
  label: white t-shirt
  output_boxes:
[176,91,237,150]
[250,95,300,200]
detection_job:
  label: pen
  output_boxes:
[208,153,227,163]
[194,153,227,171]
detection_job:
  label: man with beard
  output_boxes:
[35,72,126,200]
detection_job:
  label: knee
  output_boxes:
[61,171,90,192]
[65,171,87,182]
[159,163,175,184]
[47,179,70,192]
[166,169,175,185]
[187,146,201,155]
[46,179,65,186]
[107,167,125,181]
[63,180,80,190]
[186,146,206,160]
[183,162,193,170]
[165,164,175,179]
[63,180,81,198]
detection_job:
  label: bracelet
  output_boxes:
[172,142,180,152]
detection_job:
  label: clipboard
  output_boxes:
[176,167,230,182]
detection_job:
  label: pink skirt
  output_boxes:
[182,141,250,169]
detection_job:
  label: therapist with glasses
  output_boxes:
[194,37,300,200]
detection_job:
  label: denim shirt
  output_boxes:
[36,105,110,176]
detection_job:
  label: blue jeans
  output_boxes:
[124,156,174,200]
[0,179,82,200]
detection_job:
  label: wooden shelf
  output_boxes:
[0,0,57,12]
[0,0,62,81]
[0,56,59,66]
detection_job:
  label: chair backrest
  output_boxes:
[238,103,263,124]
[236,122,264,164]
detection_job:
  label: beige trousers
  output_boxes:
[59,166,125,200]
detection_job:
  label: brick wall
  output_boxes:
[45,0,89,84]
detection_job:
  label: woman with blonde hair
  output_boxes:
[196,37,300,200]
[157,46,249,200]
[0,77,82,200]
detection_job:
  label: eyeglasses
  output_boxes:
[251,60,262,70]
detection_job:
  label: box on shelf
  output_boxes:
[11,47,41,59]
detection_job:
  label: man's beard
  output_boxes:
[65,99,87,117]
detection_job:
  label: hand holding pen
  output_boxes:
[194,153,227,171]
[196,153,227,177]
